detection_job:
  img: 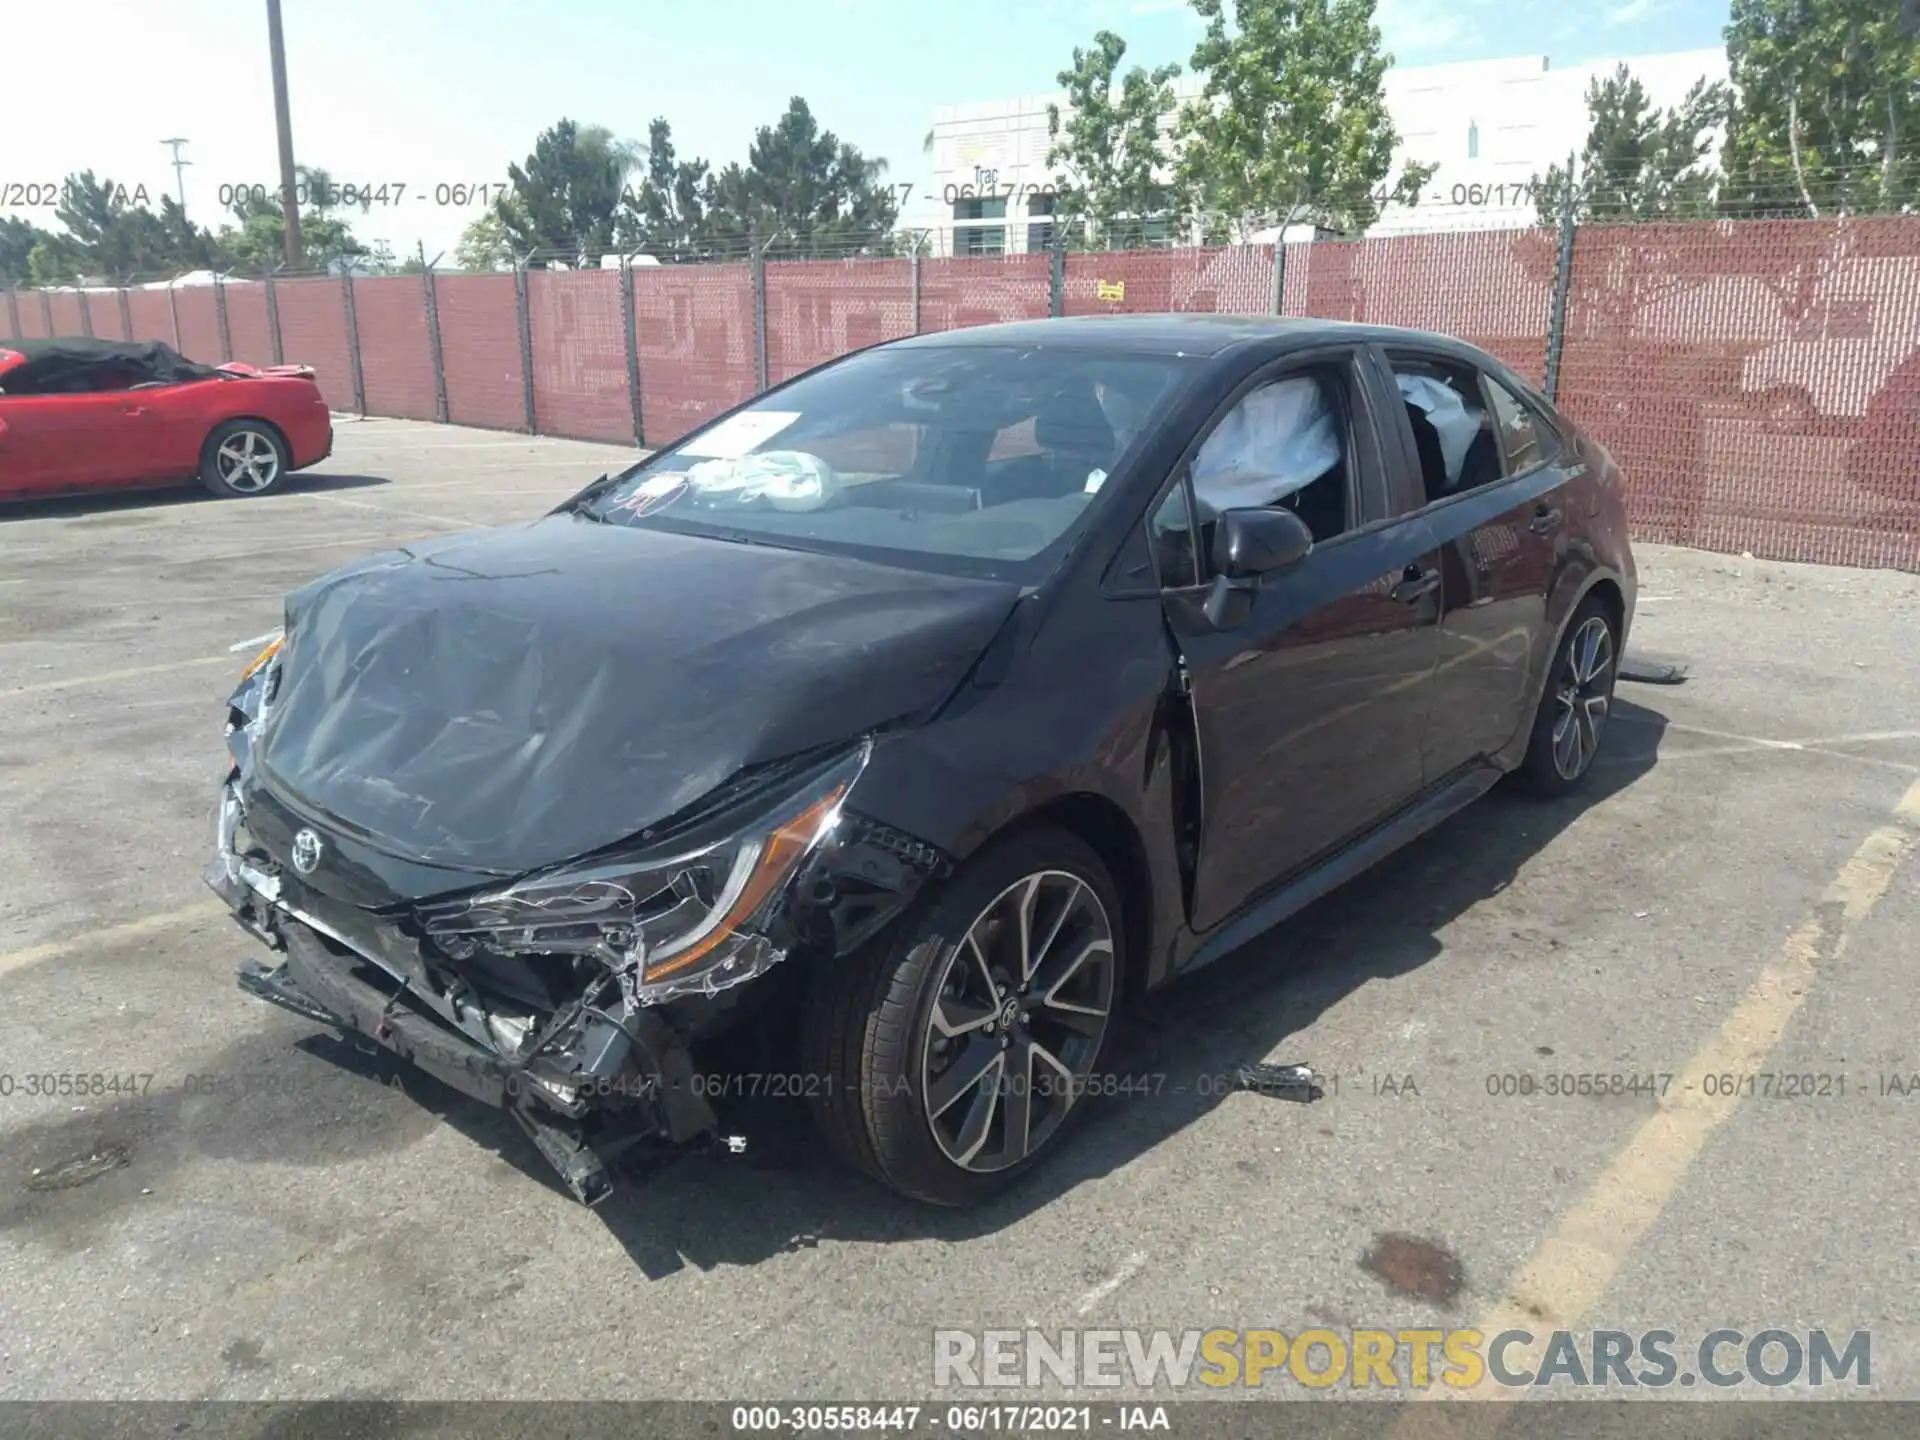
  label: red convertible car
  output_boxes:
[0,338,333,502]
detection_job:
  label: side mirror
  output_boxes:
[1211,506,1314,579]
[1201,506,1314,631]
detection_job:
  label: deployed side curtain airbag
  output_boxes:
[1397,373,1480,489]
[1191,377,1340,511]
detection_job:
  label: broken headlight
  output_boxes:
[416,742,868,1002]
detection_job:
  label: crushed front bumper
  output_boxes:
[209,785,718,1206]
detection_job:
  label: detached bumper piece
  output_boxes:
[235,922,718,1206]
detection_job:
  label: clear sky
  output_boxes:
[6,0,1732,264]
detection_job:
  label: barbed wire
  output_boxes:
[4,166,1912,293]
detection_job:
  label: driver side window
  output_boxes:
[1192,369,1351,547]
[1147,365,1354,588]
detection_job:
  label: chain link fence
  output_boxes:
[5,210,1917,570]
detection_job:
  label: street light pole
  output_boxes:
[160,138,192,215]
[266,0,303,269]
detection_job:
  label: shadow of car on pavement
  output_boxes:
[305,697,1670,1277]
[0,469,390,523]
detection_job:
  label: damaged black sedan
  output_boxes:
[211,316,1635,1207]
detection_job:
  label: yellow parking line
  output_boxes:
[4,654,233,699]
[1401,776,1920,1427]
[0,901,226,979]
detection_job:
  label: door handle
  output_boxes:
[122,405,150,417]
[1529,503,1564,534]
[1391,566,1440,605]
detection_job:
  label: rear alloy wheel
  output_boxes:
[201,420,289,498]
[1519,598,1618,795]
[803,828,1121,1206]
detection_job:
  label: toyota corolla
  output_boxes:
[209,316,1634,1207]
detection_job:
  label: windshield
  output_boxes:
[586,344,1195,580]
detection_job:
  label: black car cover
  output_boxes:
[0,337,224,395]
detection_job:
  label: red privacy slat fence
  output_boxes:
[765,259,917,385]
[46,291,85,338]
[919,254,1052,334]
[83,290,126,342]
[123,290,173,345]
[4,214,1916,570]
[527,269,631,444]
[1063,245,1275,318]
[172,287,222,366]
[1555,217,1920,572]
[14,293,53,339]
[224,283,276,368]
[1284,229,1558,386]
[273,277,356,412]
[351,276,438,422]
[634,263,757,448]
[434,273,525,431]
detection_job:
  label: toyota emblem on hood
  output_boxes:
[290,828,323,875]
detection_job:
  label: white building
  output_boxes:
[920,48,1728,255]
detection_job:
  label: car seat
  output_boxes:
[979,383,1116,506]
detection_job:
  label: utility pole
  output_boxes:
[266,0,303,269]
[160,138,192,215]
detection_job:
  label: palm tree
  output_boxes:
[296,165,372,219]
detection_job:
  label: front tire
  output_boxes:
[803,827,1123,1206]
[1518,597,1618,795]
[200,419,290,498]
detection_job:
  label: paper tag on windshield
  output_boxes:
[1084,468,1108,494]
[678,410,801,459]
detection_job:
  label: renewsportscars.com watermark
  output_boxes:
[933,1327,1871,1391]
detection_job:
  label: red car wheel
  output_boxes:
[201,419,290,498]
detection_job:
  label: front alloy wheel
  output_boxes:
[922,871,1115,1173]
[804,828,1123,1206]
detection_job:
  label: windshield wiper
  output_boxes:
[692,526,811,553]
[554,473,618,521]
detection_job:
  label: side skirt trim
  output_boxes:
[1182,762,1503,974]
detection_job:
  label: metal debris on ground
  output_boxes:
[1232,1062,1321,1102]
[1619,653,1689,685]
[25,1146,130,1192]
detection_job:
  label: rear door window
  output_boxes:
[1481,375,1559,475]
[1387,356,1504,505]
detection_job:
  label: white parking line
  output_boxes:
[1075,1252,1148,1316]
[190,532,454,566]
[299,491,479,529]
[1799,727,1920,747]
[1606,720,1920,775]
[334,438,631,452]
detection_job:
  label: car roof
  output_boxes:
[885,313,1498,365]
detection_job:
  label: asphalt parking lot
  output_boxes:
[3,418,1919,1405]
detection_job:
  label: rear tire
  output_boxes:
[200,419,289,498]
[802,827,1123,1206]
[1517,597,1618,796]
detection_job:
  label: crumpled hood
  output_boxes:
[258,514,1019,872]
